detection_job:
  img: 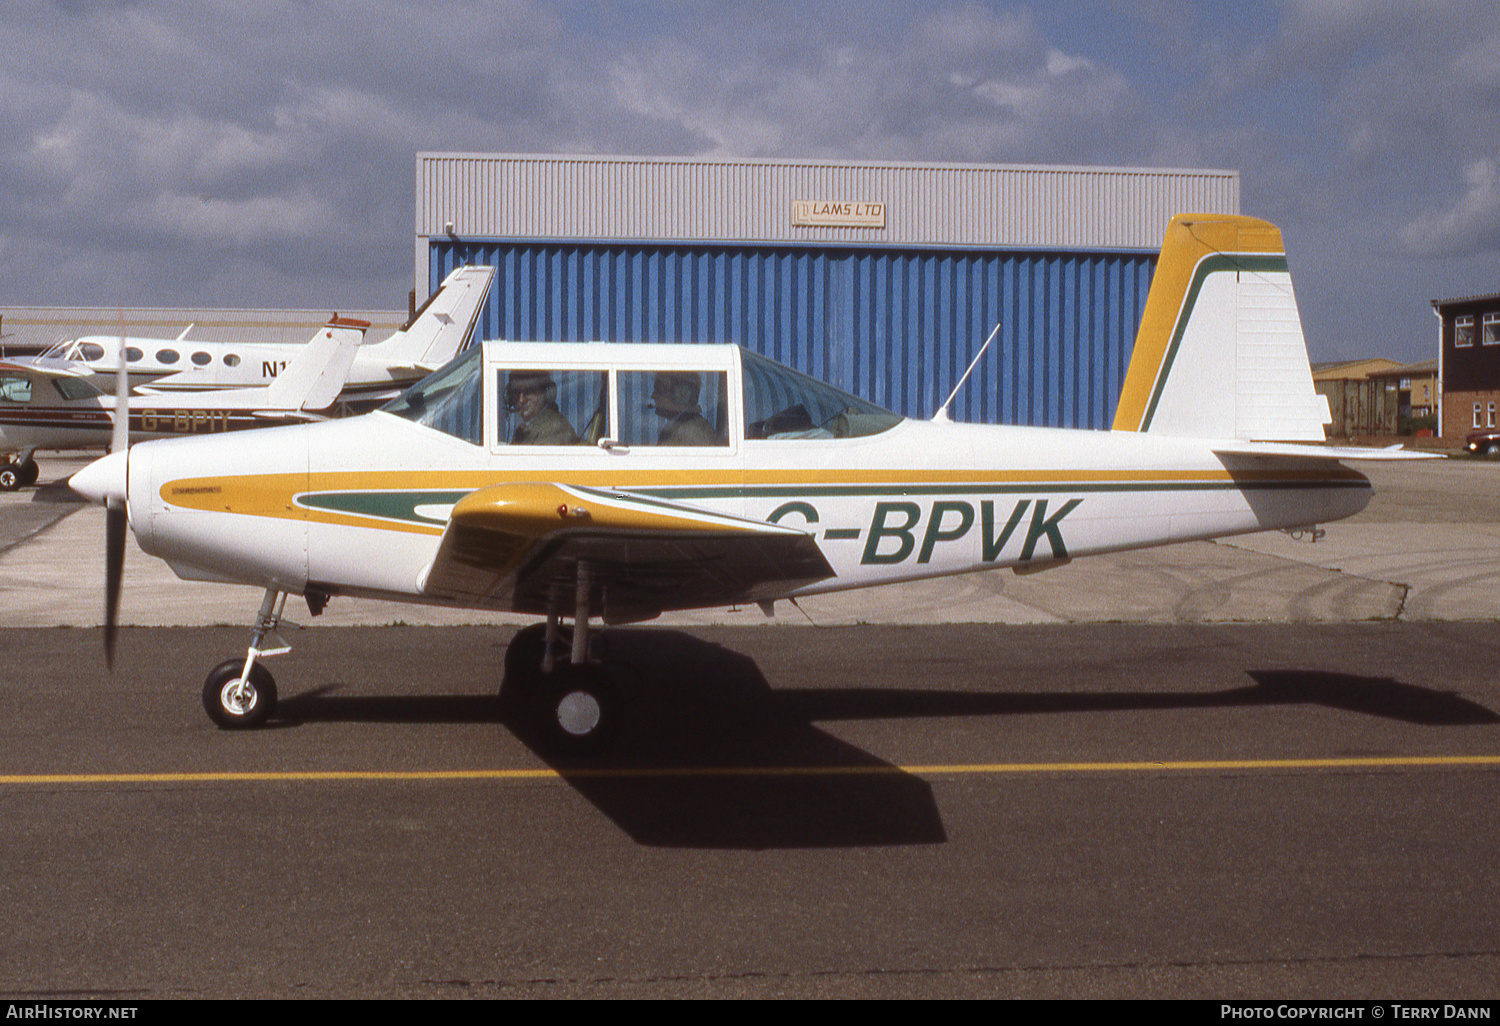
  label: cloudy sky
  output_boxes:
[2,0,1497,364]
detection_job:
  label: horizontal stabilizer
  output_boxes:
[1212,440,1441,461]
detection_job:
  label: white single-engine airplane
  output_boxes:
[70,215,1429,750]
[32,264,494,401]
[0,266,493,490]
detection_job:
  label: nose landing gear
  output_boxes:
[201,588,290,729]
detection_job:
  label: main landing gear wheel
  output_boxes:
[203,659,278,729]
[0,458,38,490]
[530,663,617,755]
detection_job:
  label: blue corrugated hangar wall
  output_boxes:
[427,240,1155,430]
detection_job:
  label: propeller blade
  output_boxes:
[112,311,129,454]
[104,309,129,667]
[104,500,126,668]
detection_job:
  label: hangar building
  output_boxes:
[416,154,1239,430]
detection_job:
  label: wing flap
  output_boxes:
[420,483,834,618]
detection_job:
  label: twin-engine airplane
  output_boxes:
[31,264,494,401]
[0,266,494,490]
[0,317,365,490]
[70,215,1428,751]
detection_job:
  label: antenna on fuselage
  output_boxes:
[933,322,1001,423]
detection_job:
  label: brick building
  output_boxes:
[1435,292,1500,438]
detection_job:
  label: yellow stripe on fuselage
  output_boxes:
[159,463,1367,534]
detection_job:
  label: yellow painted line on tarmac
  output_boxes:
[2,755,1499,786]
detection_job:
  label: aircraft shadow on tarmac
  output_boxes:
[271,631,1497,849]
[778,670,1500,728]
[278,630,950,850]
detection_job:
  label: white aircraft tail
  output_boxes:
[264,316,369,411]
[366,265,494,371]
[1112,214,1331,442]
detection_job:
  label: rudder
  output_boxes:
[1111,214,1330,441]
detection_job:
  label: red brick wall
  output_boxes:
[1443,390,1500,439]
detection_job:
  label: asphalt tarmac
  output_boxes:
[2,453,1499,998]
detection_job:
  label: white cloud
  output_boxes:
[1400,157,1500,257]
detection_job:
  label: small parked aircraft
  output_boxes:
[1,266,493,490]
[34,265,494,401]
[0,316,366,490]
[69,215,1429,750]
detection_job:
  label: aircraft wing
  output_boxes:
[418,483,834,621]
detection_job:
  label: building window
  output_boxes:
[1457,316,1475,347]
[1474,403,1483,428]
[1486,313,1500,345]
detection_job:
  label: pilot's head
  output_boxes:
[506,370,557,420]
[651,371,701,418]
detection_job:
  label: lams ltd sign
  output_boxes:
[791,200,886,228]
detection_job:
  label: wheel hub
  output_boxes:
[219,679,259,716]
[555,689,602,736]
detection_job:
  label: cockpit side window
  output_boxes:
[617,370,730,447]
[497,369,607,446]
[0,375,32,403]
[52,376,105,400]
[382,346,484,444]
[740,349,902,439]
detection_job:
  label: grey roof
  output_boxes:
[1431,292,1500,308]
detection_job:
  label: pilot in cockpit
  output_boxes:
[506,370,579,445]
[650,371,715,446]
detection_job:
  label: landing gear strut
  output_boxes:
[502,561,622,754]
[202,588,289,729]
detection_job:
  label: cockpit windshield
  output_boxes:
[740,349,903,439]
[381,345,483,444]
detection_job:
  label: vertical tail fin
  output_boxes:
[264,317,368,411]
[365,265,494,370]
[1112,214,1331,441]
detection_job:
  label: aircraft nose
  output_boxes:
[70,450,128,505]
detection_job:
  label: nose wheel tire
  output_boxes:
[203,660,278,729]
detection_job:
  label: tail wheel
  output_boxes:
[202,660,278,729]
